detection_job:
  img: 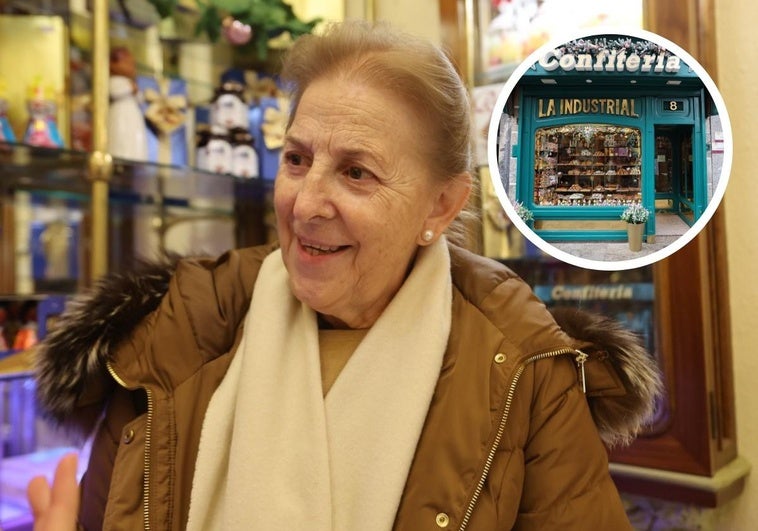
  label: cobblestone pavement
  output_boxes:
[548,213,691,264]
[551,235,682,262]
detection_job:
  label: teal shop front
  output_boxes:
[506,36,714,243]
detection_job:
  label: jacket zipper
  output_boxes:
[575,350,588,393]
[457,347,577,531]
[106,361,153,531]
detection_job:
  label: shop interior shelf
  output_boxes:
[0,141,271,215]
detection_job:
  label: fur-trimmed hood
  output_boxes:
[34,259,176,435]
[34,255,661,448]
[550,306,662,447]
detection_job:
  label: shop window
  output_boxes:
[534,125,641,207]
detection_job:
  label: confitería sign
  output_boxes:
[539,48,681,74]
[534,283,655,302]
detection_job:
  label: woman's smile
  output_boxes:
[298,237,350,257]
[297,238,351,257]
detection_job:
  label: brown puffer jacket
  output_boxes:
[34,243,661,530]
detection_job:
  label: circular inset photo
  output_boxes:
[487,27,732,271]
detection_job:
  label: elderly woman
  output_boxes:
[31,20,659,531]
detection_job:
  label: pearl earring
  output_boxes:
[422,230,434,242]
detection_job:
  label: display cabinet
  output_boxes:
[0,142,271,295]
[0,3,275,526]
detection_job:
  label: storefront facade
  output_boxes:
[508,36,715,242]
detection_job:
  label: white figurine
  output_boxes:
[108,47,148,161]
[231,128,259,178]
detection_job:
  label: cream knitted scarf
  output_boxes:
[186,237,452,531]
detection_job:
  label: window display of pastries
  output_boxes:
[532,126,642,209]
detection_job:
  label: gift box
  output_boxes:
[137,75,189,166]
[30,214,80,293]
[249,95,287,180]
[0,16,69,147]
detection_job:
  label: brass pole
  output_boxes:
[364,0,376,22]
[89,0,112,281]
[463,0,476,88]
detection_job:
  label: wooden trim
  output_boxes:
[610,234,734,476]
[0,193,15,293]
[438,0,469,81]
[611,456,750,508]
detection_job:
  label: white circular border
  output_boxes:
[486,26,733,271]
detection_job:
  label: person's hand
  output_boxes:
[26,453,80,531]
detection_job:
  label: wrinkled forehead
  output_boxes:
[290,68,434,149]
[292,79,402,142]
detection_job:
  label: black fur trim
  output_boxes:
[34,258,177,429]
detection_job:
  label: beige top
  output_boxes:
[318,328,368,396]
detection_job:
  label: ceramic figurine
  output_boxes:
[23,78,64,148]
[211,81,249,131]
[0,80,16,143]
[108,47,148,161]
[230,127,259,178]
[195,125,212,171]
[205,126,233,174]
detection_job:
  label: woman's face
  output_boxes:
[274,75,458,329]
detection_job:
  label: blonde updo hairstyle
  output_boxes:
[280,20,475,245]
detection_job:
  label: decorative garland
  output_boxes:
[557,37,671,59]
[147,0,320,59]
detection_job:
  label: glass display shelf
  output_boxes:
[1,141,270,210]
[0,141,273,296]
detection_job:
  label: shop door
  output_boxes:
[654,125,695,224]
